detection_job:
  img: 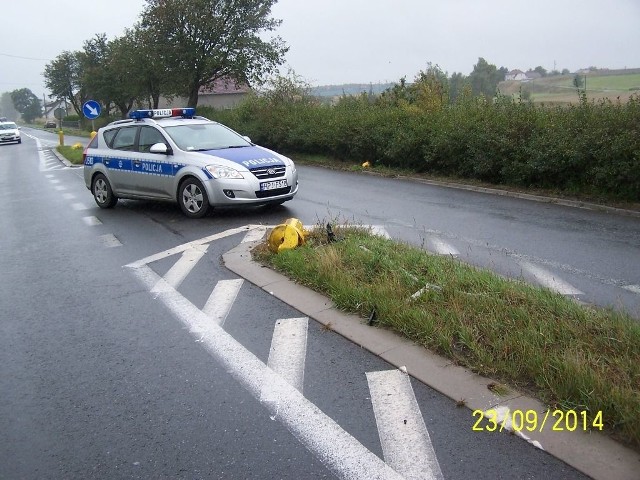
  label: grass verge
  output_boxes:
[255,224,640,449]
[56,145,84,165]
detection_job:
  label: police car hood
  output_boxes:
[195,145,285,170]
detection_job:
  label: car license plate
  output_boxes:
[260,179,288,191]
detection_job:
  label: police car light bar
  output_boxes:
[129,108,196,120]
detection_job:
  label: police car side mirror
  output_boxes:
[149,143,171,154]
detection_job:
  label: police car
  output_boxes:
[83,108,298,218]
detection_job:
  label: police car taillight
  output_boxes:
[129,108,196,120]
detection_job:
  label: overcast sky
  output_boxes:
[1,0,639,100]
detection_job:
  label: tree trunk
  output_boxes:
[187,83,200,108]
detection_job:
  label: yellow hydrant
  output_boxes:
[58,130,64,146]
[268,218,307,253]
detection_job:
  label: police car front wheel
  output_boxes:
[178,177,209,218]
[92,173,118,209]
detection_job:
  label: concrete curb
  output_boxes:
[50,146,82,168]
[223,239,640,480]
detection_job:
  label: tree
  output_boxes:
[410,63,449,111]
[573,74,584,89]
[103,34,144,117]
[0,92,19,121]
[378,77,411,107]
[43,51,88,118]
[10,88,42,123]
[82,34,113,115]
[139,0,288,107]
[468,58,505,99]
[118,27,169,110]
[533,66,548,77]
[449,72,470,103]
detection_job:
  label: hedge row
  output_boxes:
[205,94,640,201]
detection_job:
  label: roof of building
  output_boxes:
[199,77,252,95]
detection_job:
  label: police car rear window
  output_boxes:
[103,129,117,148]
[87,134,98,149]
[111,127,138,151]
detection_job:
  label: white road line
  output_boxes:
[202,279,244,326]
[127,225,252,268]
[49,179,60,184]
[82,216,102,226]
[482,406,544,450]
[242,226,267,243]
[366,369,443,480]
[519,261,583,295]
[71,203,88,211]
[99,234,122,248]
[44,174,54,179]
[54,185,66,191]
[63,193,75,200]
[623,284,640,295]
[261,317,308,403]
[156,245,209,291]
[429,237,459,256]
[370,225,391,239]
[36,137,48,172]
[127,263,403,480]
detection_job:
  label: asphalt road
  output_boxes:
[2,130,628,479]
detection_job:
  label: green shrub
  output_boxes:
[209,90,640,201]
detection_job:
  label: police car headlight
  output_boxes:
[282,156,296,173]
[206,165,244,179]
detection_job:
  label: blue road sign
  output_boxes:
[83,100,101,120]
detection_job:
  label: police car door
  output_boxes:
[105,126,139,195]
[132,126,174,199]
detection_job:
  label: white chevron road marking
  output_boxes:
[367,369,444,480]
[261,317,308,403]
[202,278,244,326]
[519,261,583,295]
[127,261,404,480]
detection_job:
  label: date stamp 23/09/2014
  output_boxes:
[472,408,604,433]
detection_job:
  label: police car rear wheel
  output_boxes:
[92,174,118,209]
[179,178,209,218]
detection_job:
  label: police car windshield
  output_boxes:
[163,123,251,152]
[0,123,17,130]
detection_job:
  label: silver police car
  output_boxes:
[83,108,298,218]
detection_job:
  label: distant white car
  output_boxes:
[0,121,21,144]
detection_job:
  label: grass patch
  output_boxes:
[56,145,84,165]
[255,224,640,449]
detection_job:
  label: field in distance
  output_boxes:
[498,68,640,104]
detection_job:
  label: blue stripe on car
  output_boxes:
[85,156,185,177]
[197,146,285,167]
